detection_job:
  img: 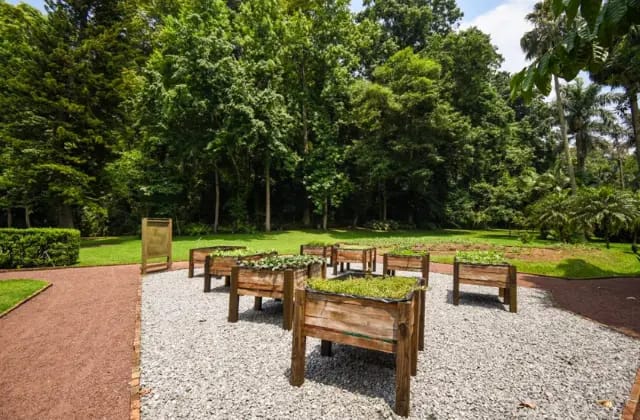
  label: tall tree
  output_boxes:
[561,78,616,182]
[519,0,577,192]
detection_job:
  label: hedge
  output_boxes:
[0,228,80,268]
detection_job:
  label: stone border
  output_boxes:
[623,367,640,420]
[0,282,52,318]
[130,275,143,420]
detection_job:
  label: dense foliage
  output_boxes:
[0,228,80,268]
[0,0,638,246]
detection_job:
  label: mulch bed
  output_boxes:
[0,261,637,419]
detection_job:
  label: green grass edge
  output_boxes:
[0,280,51,317]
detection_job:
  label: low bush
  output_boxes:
[0,228,80,268]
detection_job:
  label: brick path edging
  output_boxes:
[130,275,142,420]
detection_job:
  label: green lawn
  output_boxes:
[79,229,640,279]
[0,279,49,314]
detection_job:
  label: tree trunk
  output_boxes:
[301,58,312,228]
[322,196,328,231]
[7,208,12,228]
[265,157,271,232]
[214,166,220,233]
[629,88,640,183]
[382,186,388,221]
[617,156,625,190]
[554,75,577,193]
[24,206,31,228]
[58,204,74,228]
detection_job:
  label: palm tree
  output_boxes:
[573,187,640,249]
[561,79,617,182]
[520,0,577,192]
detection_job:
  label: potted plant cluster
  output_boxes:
[332,244,377,275]
[300,241,336,266]
[203,248,276,292]
[188,245,245,278]
[290,275,426,417]
[453,250,517,313]
[228,254,326,330]
[382,247,430,286]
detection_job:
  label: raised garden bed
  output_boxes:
[188,246,246,278]
[332,245,376,275]
[299,242,335,267]
[203,249,275,292]
[453,251,517,313]
[228,255,326,330]
[290,275,426,417]
[383,248,429,286]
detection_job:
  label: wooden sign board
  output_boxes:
[141,218,172,274]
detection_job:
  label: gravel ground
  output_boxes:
[141,266,639,419]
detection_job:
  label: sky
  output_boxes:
[9,0,534,74]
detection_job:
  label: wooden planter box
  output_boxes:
[382,253,430,286]
[228,261,326,330]
[453,259,517,313]
[203,252,275,292]
[188,246,246,278]
[332,246,377,275]
[300,244,335,267]
[290,277,426,417]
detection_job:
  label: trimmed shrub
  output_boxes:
[0,228,80,268]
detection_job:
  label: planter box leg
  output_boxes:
[453,262,460,306]
[499,287,505,301]
[347,262,350,271]
[320,340,332,357]
[228,267,239,323]
[188,252,194,278]
[395,302,411,417]
[254,297,262,311]
[419,281,425,351]
[283,271,294,330]
[225,275,230,287]
[203,256,211,292]
[509,286,518,313]
[290,289,306,386]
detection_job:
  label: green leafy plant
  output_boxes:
[366,219,400,231]
[209,248,273,258]
[307,276,420,300]
[240,254,324,270]
[455,250,507,265]
[388,247,428,257]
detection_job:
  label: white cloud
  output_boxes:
[461,0,537,74]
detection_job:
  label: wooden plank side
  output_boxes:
[304,313,396,342]
[386,255,423,271]
[306,291,400,311]
[237,269,285,291]
[303,325,395,353]
[336,249,364,261]
[237,288,283,299]
[457,278,507,288]
[305,298,397,324]
[458,264,509,279]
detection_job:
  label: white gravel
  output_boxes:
[141,266,639,419]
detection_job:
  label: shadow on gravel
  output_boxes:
[237,299,284,327]
[303,345,396,407]
[446,290,508,311]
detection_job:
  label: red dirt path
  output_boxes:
[0,262,637,419]
[0,265,142,420]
